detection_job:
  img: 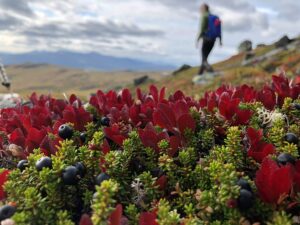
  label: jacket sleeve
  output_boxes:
[197,13,209,40]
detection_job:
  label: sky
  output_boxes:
[0,0,299,66]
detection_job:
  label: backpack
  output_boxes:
[205,14,221,39]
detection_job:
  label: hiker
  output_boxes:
[196,3,222,75]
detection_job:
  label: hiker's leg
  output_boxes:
[205,39,216,72]
[202,39,210,64]
[198,64,205,75]
[198,39,208,75]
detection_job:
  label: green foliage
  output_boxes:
[157,199,181,225]
[125,204,140,225]
[5,140,101,225]
[267,211,292,225]
[91,180,119,225]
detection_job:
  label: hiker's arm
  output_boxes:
[197,14,208,41]
[219,27,223,46]
[219,36,223,46]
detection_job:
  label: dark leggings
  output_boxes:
[198,38,215,75]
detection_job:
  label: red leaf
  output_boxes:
[257,86,276,110]
[172,101,189,120]
[9,128,25,148]
[121,89,133,106]
[159,87,166,102]
[138,130,160,153]
[153,103,176,130]
[79,214,93,225]
[0,170,10,200]
[155,175,167,190]
[150,85,159,103]
[255,158,292,204]
[139,212,158,225]
[177,114,196,133]
[173,90,185,101]
[169,136,181,157]
[109,204,123,225]
[247,127,263,146]
[104,125,126,146]
[294,161,300,192]
[248,143,275,163]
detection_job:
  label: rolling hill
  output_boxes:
[2,35,300,101]
[3,64,168,99]
[134,35,300,97]
[0,51,175,71]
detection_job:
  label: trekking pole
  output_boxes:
[0,60,11,91]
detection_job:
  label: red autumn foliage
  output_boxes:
[79,214,93,225]
[0,170,10,200]
[139,212,158,225]
[109,204,123,225]
[246,127,275,163]
[255,158,292,204]
[3,74,300,221]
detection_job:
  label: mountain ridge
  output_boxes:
[0,51,175,71]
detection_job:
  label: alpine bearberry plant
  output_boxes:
[0,73,300,224]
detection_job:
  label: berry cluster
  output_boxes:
[0,74,300,224]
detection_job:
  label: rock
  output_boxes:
[133,75,149,86]
[0,93,20,109]
[257,43,266,48]
[172,64,192,75]
[192,72,222,85]
[275,35,291,48]
[244,51,255,61]
[1,219,15,225]
[238,40,252,53]
[8,144,24,157]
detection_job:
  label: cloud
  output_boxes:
[218,7,269,32]
[0,0,34,16]
[277,1,300,20]
[148,0,269,32]
[21,20,163,39]
[0,13,22,29]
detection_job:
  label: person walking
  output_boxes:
[196,4,222,75]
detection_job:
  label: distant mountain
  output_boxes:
[0,51,175,71]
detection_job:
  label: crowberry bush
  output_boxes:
[0,74,300,224]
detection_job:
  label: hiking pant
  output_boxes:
[198,38,216,75]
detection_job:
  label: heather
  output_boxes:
[0,74,300,224]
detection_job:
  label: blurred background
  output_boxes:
[0,0,299,99]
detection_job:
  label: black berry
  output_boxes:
[100,117,110,127]
[95,173,110,186]
[238,189,254,211]
[150,168,164,178]
[17,159,28,171]
[62,166,80,185]
[277,153,296,165]
[58,124,74,140]
[105,137,114,146]
[74,162,86,178]
[92,114,99,123]
[163,129,174,137]
[130,159,145,173]
[79,132,87,143]
[237,178,252,192]
[293,103,300,110]
[284,133,299,145]
[36,157,52,171]
[0,205,16,221]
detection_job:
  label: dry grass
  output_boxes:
[5,64,167,100]
[3,40,300,100]
[136,42,300,97]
